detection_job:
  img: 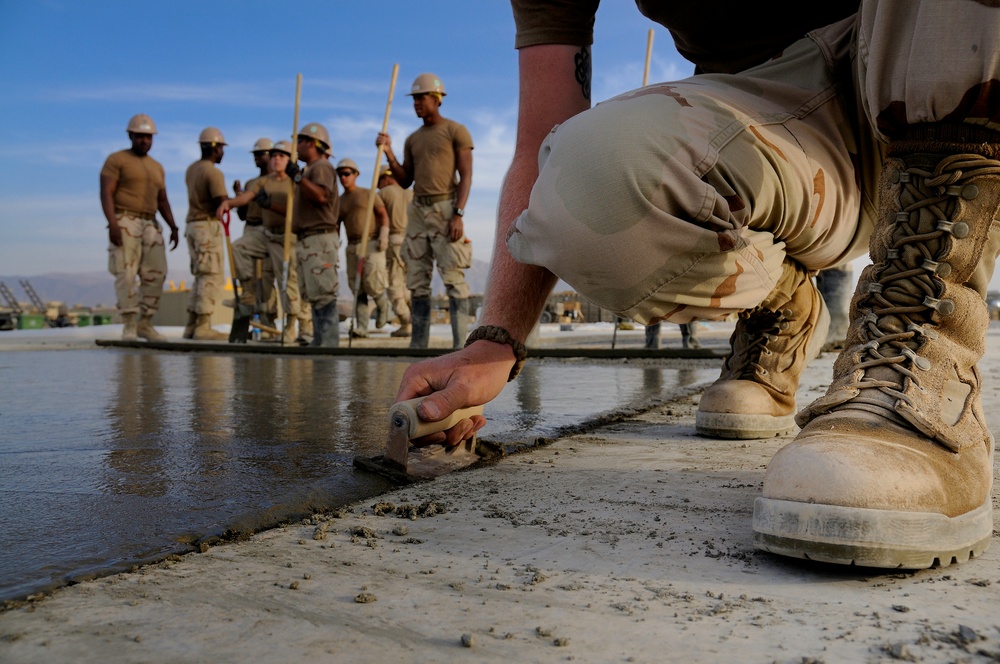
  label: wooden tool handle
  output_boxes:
[389,397,484,438]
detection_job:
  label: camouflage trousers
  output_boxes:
[233,225,276,314]
[184,220,224,316]
[296,232,340,309]
[507,0,1000,324]
[107,213,167,316]
[387,233,410,320]
[346,240,389,299]
[233,228,302,318]
[405,199,471,300]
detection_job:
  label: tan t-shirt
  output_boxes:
[247,174,294,232]
[100,149,165,216]
[243,175,265,225]
[185,160,227,223]
[339,186,386,242]
[402,119,474,197]
[510,0,859,75]
[293,159,339,234]
[379,183,412,235]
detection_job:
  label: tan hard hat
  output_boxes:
[298,122,332,155]
[250,137,274,153]
[408,73,446,96]
[271,140,292,155]
[198,127,227,146]
[126,113,158,135]
[336,158,359,173]
[379,165,392,178]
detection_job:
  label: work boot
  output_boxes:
[644,322,661,350]
[312,302,340,348]
[121,313,138,341]
[449,297,469,349]
[192,314,227,341]
[696,258,829,439]
[375,292,392,329]
[816,265,853,351]
[754,143,1000,569]
[351,295,370,338]
[281,317,298,345]
[410,296,431,349]
[182,311,197,339]
[391,312,412,338]
[681,322,702,350]
[297,312,314,345]
[136,314,165,342]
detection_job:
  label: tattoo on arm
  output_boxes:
[574,46,591,101]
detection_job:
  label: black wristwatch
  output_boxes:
[453,207,464,217]
[293,173,303,183]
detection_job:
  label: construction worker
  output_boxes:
[378,165,414,337]
[183,127,228,341]
[335,158,392,339]
[217,141,307,345]
[289,122,341,347]
[232,138,278,337]
[395,1,1000,571]
[99,113,179,342]
[375,73,474,349]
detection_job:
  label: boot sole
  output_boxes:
[753,497,992,569]
[695,412,796,439]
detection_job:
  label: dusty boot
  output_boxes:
[281,317,297,345]
[121,313,138,341]
[350,295,370,339]
[681,322,702,350]
[391,312,412,338]
[816,265,853,351]
[297,312,313,346]
[192,314,227,341]
[136,314,165,342]
[644,322,661,350]
[409,296,431,349]
[375,292,392,329]
[754,145,1000,569]
[312,302,340,348]
[449,297,469,349]
[696,258,829,439]
[182,311,197,339]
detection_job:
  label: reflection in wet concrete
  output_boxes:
[0,349,719,601]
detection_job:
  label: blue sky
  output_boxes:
[0,0,692,281]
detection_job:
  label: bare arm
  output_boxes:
[448,147,474,242]
[375,133,414,188]
[99,174,122,246]
[395,44,592,434]
[157,186,179,250]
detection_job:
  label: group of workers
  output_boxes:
[100,73,474,349]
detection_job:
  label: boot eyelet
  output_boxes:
[864,283,883,294]
[962,184,979,200]
[901,347,932,371]
[895,212,909,222]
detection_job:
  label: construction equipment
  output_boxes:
[353,397,488,483]
[0,282,22,330]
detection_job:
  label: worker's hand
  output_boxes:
[233,179,242,195]
[285,161,301,180]
[167,226,179,251]
[448,215,464,242]
[215,199,232,221]
[375,132,392,150]
[254,189,272,209]
[107,221,123,247]
[377,225,390,253]
[395,342,514,447]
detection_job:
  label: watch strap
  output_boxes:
[464,325,528,382]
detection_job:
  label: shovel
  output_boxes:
[353,397,487,483]
[221,210,253,343]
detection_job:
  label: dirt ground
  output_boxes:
[2,342,1000,663]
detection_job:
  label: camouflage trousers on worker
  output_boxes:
[346,241,389,299]
[233,228,302,318]
[387,233,410,321]
[508,2,1000,324]
[184,220,224,316]
[107,213,167,316]
[405,199,471,300]
[296,232,339,310]
[232,225,276,315]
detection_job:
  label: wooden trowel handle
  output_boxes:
[389,397,484,439]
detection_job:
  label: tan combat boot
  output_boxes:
[136,314,165,342]
[696,258,829,438]
[182,311,197,339]
[192,314,227,341]
[754,145,1000,569]
[281,317,298,345]
[391,314,412,338]
[121,313,139,341]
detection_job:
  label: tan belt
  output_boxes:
[414,193,453,206]
[298,228,337,238]
[116,208,155,221]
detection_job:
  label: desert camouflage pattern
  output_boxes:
[297,233,340,309]
[406,199,471,299]
[387,233,410,321]
[233,228,302,317]
[345,240,389,299]
[107,213,167,316]
[184,220,224,315]
[509,1,1000,326]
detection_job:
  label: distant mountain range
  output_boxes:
[1,259,497,309]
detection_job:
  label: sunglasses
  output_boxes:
[337,171,356,178]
